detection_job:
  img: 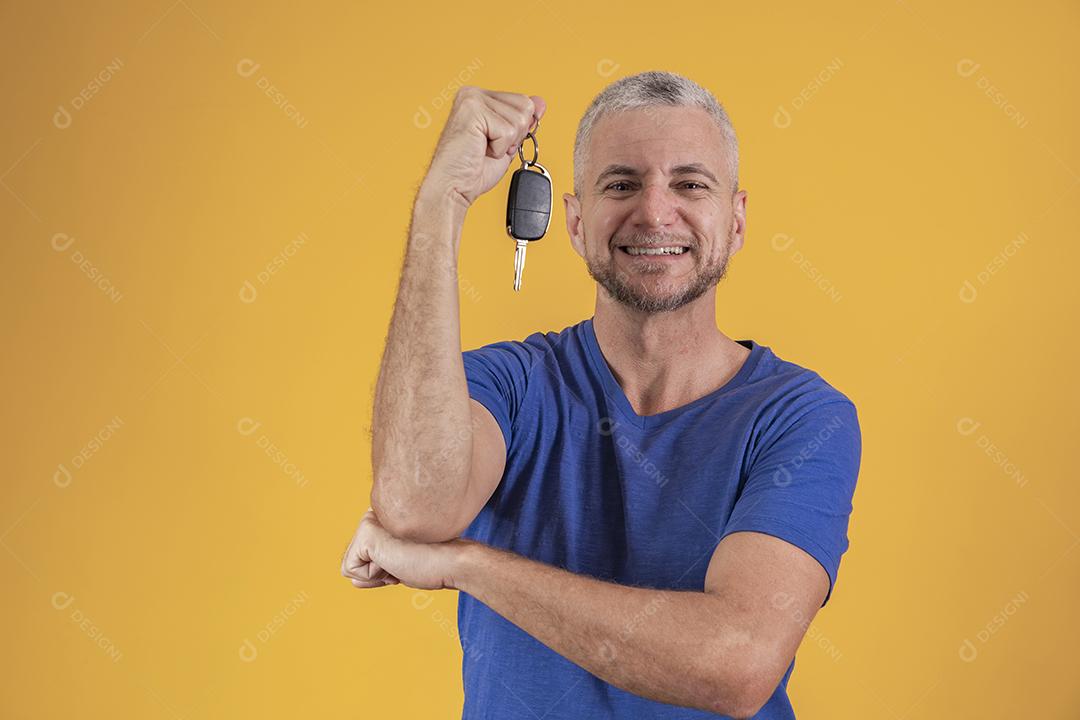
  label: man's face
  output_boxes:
[564,106,747,314]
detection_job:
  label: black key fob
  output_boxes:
[506,163,552,241]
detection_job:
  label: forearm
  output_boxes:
[370,185,473,534]
[452,541,761,717]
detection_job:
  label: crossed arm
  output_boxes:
[342,509,829,719]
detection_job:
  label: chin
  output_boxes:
[586,254,728,314]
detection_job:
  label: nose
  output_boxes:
[632,182,677,230]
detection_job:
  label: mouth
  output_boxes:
[616,245,691,257]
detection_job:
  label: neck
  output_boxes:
[591,288,749,417]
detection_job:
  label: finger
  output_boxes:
[350,577,398,589]
[479,97,521,159]
[527,95,546,130]
[486,90,538,120]
[342,538,374,578]
[486,91,545,136]
[340,510,374,576]
[340,538,357,576]
[343,557,374,580]
[485,95,537,149]
[344,556,400,586]
[495,94,540,140]
[343,553,394,583]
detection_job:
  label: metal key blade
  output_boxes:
[513,239,528,291]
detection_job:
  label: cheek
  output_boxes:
[698,204,733,236]
[585,206,624,250]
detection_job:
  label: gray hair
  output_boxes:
[572,70,739,197]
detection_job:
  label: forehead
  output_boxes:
[587,105,725,171]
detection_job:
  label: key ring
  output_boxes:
[517,118,540,168]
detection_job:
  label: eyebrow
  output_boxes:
[594,162,720,188]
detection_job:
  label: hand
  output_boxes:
[420,86,546,209]
[341,508,465,591]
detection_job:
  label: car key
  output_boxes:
[506,119,552,291]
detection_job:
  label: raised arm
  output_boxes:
[369,87,546,543]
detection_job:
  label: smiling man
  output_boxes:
[342,71,862,719]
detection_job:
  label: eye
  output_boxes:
[606,181,634,192]
[681,181,708,190]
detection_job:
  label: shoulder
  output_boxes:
[741,342,860,452]
[462,318,589,379]
[746,340,857,413]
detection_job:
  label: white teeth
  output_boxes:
[622,246,686,256]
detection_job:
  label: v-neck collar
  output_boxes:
[581,316,763,430]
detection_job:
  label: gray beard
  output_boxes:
[585,236,731,314]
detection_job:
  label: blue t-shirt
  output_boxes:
[458,316,861,719]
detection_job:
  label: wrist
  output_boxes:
[416,179,470,224]
[410,183,468,258]
[447,538,486,593]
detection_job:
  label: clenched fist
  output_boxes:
[420,86,546,209]
[340,508,467,591]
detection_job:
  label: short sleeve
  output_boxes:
[720,399,862,608]
[461,340,539,451]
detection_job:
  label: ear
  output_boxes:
[729,189,748,255]
[563,192,586,258]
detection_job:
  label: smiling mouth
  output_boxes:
[617,245,690,256]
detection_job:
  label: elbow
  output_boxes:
[703,682,768,720]
[724,695,768,720]
[379,512,463,543]
[369,464,471,543]
[370,488,463,543]
[699,653,775,719]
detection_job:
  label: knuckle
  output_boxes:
[457,88,481,107]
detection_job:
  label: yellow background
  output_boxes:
[3,0,1078,717]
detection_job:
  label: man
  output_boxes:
[341,70,862,719]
